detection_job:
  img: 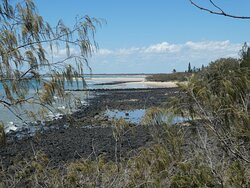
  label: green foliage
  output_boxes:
[168,52,250,186]
[1,5,250,185]
[173,57,250,163]
[171,162,216,188]
[226,160,250,188]
[0,0,102,122]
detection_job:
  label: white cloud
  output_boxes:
[143,42,181,53]
[98,49,113,56]
[95,40,241,57]
[90,40,244,73]
[45,40,245,73]
[184,40,236,51]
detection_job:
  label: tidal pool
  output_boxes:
[105,109,188,125]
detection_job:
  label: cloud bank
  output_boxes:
[53,40,244,74]
[91,40,243,74]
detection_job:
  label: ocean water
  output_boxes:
[0,75,149,132]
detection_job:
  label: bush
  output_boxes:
[173,57,250,164]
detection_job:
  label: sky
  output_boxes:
[34,0,250,73]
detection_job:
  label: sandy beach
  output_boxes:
[86,76,179,88]
[128,81,178,88]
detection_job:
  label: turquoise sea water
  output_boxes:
[0,75,150,132]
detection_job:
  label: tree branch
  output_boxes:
[189,0,250,19]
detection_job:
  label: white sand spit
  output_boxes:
[126,81,178,88]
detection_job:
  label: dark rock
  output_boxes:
[1,87,179,168]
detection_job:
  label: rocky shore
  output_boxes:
[0,87,179,168]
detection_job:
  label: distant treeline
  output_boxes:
[146,62,206,82]
[146,72,192,82]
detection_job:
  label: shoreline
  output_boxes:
[3,87,179,136]
[78,76,180,89]
[0,87,180,167]
[65,86,178,92]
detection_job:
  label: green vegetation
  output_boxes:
[174,55,250,161]
[1,114,249,187]
[146,62,202,82]
[1,51,250,186]
[146,72,192,82]
[0,0,249,187]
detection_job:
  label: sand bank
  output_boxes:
[126,81,178,88]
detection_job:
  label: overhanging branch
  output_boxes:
[190,0,250,19]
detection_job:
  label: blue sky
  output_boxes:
[35,0,250,73]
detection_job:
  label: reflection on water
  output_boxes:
[105,109,146,124]
[105,109,188,125]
